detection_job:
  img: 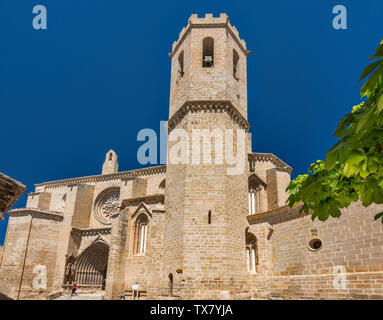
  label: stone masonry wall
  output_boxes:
[0,212,61,300]
[123,201,165,296]
[0,214,33,299]
[169,14,248,120]
[248,202,383,299]
[164,110,250,299]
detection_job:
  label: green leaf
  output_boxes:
[334,118,348,139]
[356,104,376,133]
[368,42,383,60]
[347,152,366,165]
[308,162,317,173]
[286,40,383,225]
[351,191,359,202]
[360,66,382,98]
[325,147,337,170]
[377,94,383,111]
[367,157,379,174]
[361,189,374,206]
[374,211,383,222]
[329,203,341,218]
[343,161,358,177]
[338,144,349,163]
[316,205,330,222]
[359,60,382,81]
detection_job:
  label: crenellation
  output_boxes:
[171,13,249,58]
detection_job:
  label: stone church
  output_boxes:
[1,14,383,300]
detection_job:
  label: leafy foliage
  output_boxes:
[286,40,383,223]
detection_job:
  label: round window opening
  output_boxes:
[94,187,120,224]
[308,238,322,251]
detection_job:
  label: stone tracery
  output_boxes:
[94,187,121,224]
[100,194,120,220]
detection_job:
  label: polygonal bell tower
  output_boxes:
[168,13,251,125]
[162,14,252,299]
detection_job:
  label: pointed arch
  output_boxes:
[245,231,258,272]
[202,37,214,67]
[74,240,109,289]
[133,212,149,254]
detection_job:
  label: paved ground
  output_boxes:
[55,293,104,300]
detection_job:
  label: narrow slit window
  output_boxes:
[208,210,211,224]
[178,51,184,78]
[233,49,239,80]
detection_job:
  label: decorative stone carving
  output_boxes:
[64,255,76,285]
[94,187,121,224]
[101,194,120,219]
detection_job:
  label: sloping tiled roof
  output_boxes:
[0,172,26,220]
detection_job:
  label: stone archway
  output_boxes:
[74,240,109,289]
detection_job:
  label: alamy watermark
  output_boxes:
[32,265,47,290]
[137,121,246,175]
[332,5,347,30]
[32,5,47,30]
[332,265,347,290]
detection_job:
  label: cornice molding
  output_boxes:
[35,166,166,190]
[247,204,303,224]
[72,227,111,236]
[121,194,165,210]
[248,153,292,174]
[8,207,63,221]
[168,100,250,133]
[0,172,26,219]
[249,173,267,188]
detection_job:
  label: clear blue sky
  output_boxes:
[1,0,382,244]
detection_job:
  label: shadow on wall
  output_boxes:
[0,292,12,300]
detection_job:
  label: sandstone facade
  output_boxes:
[0,14,382,300]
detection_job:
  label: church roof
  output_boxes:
[248,153,293,174]
[0,172,26,220]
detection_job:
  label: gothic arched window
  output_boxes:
[134,213,149,254]
[246,233,258,272]
[202,37,214,68]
